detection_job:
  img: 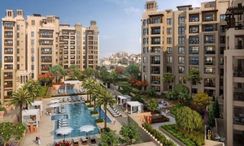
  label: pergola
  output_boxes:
[22,109,40,127]
[63,80,82,93]
[30,100,43,114]
[126,101,143,114]
[117,95,131,105]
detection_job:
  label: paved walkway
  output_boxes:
[20,99,54,146]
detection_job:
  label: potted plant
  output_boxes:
[0,102,6,119]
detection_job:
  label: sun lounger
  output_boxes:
[80,137,88,144]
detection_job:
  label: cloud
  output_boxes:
[124,6,142,15]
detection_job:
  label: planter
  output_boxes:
[0,111,4,119]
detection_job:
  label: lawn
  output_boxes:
[161,125,204,146]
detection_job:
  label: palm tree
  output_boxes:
[9,87,32,122]
[49,65,66,83]
[162,72,175,91]
[96,85,116,129]
[23,80,41,101]
[187,68,202,96]
[82,78,96,102]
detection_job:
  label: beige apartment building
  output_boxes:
[1,10,99,102]
[224,0,244,145]
[141,0,230,99]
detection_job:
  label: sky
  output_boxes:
[0,0,209,58]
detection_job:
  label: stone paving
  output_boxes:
[20,99,54,146]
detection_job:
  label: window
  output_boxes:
[167,56,172,63]
[203,24,215,32]
[178,47,185,54]
[178,56,185,64]
[151,56,160,64]
[189,56,199,65]
[205,46,215,54]
[17,25,19,30]
[17,41,19,46]
[151,27,160,35]
[178,66,185,73]
[151,37,160,44]
[220,14,226,21]
[203,13,215,21]
[151,47,161,53]
[31,20,35,25]
[31,65,34,70]
[31,31,34,37]
[178,27,185,35]
[149,16,162,24]
[204,67,215,74]
[178,37,185,45]
[189,25,199,33]
[167,18,172,25]
[204,35,215,43]
[167,37,172,44]
[31,40,34,45]
[167,47,172,54]
[189,14,199,22]
[31,56,34,62]
[178,16,185,25]
[189,36,199,44]
[17,33,19,38]
[167,28,172,35]
[205,57,214,65]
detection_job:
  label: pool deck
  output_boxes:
[20,97,123,146]
[20,98,54,146]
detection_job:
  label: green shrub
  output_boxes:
[96,119,104,123]
[142,123,175,146]
[91,110,98,115]
[161,125,204,146]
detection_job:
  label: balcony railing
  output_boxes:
[204,83,215,87]
[151,80,160,85]
[234,92,244,102]
[234,69,244,77]
[151,61,160,64]
[205,50,215,54]
[151,71,160,74]
[236,45,243,50]
[205,61,214,65]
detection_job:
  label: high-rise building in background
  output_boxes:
[141,0,230,98]
[1,10,99,102]
[224,0,244,145]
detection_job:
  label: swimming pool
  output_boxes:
[54,101,111,140]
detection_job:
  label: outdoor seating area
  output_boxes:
[54,135,98,146]
[108,105,122,117]
[126,101,143,114]
[117,95,131,106]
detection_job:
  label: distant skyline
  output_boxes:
[0,0,209,58]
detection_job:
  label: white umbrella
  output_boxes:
[56,127,73,140]
[80,125,96,133]
[49,99,60,104]
[49,103,60,108]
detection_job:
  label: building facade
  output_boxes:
[1,10,99,102]
[141,0,230,99]
[224,0,244,145]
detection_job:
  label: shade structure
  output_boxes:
[56,127,73,140]
[79,125,96,133]
[49,99,60,104]
[49,103,60,108]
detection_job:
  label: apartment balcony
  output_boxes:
[225,4,244,30]
[4,81,13,88]
[234,69,244,77]
[151,61,160,64]
[4,34,13,38]
[151,80,160,85]
[236,45,243,50]
[205,50,215,54]
[234,92,244,102]
[4,58,13,63]
[234,107,244,125]
[4,50,13,54]
[4,65,13,70]
[41,51,52,55]
[205,61,215,65]
[4,75,13,80]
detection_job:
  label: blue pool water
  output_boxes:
[54,102,111,140]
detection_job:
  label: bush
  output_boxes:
[161,125,204,146]
[96,119,104,123]
[142,123,175,146]
[91,110,98,115]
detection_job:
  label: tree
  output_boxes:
[119,124,139,145]
[208,103,215,127]
[82,67,95,78]
[192,92,210,113]
[0,122,26,146]
[175,106,203,132]
[96,85,116,129]
[82,78,96,102]
[213,100,220,118]
[67,65,82,80]
[148,99,158,113]
[115,66,125,75]
[23,80,41,101]
[100,131,119,146]
[38,73,53,86]
[49,65,66,83]
[186,68,202,96]
[125,64,140,80]
[146,87,156,97]
[174,84,191,104]
[9,87,32,122]
[162,72,175,91]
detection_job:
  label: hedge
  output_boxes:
[142,123,176,146]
